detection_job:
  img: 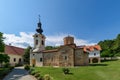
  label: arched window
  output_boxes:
[19,58,21,62]
[41,40,44,45]
[14,58,16,62]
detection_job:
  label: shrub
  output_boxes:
[62,68,70,74]
[37,76,44,80]
[34,72,40,78]
[10,66,14,70]
[44,74,53,80]
[15,63,23,67]
[0,68,11,79]
[29,68,35,74]
[32,64,35,67]
[24,65,30,71]
[30,71,36,75]
[3,63,10,68]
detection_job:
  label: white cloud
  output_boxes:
[3,32,97,48]
[4,32,34,48]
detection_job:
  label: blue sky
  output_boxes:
[1,0,120,48]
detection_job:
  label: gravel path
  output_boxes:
[3,67,37,80]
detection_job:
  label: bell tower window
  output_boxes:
[41,40,44,45]
[36,40,38,45]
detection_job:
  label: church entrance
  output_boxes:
[32,59,36,66]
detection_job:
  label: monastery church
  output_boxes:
[30,18,101,67]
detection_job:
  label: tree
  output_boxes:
[0,32,8,67]
[98,34,120,57]
[100,49,110,57]
[23,46,32,64]
[0,54,10,67]
[45,46,59,50]
[98,40,114,50]
[45,46,54,50]
[0,32,5,52]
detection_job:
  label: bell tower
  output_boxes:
[33,15,46,52]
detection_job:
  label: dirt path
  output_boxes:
[3,67,37,80]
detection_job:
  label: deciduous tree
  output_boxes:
[23,46,32,64]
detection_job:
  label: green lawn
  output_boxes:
[33,60,120,80]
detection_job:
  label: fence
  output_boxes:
[101,57,120,60]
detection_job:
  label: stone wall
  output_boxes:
[74,49,89,66]
[43,52,59,66]
[43,46,74,67]
[59,46,74,67]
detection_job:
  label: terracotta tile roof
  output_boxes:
[5,45,25,55]
[43,44,76,53]
[83,45,101,52]
[43,49,58,53]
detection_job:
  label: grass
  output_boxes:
[33,60,120,80]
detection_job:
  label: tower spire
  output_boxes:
[36,15,43,34]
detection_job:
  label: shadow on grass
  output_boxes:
[68,73,73,75]
[64,72,74,75]
[101,59,118,62]
[89,64,108,66]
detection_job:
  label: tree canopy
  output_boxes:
[45,46,59,50]
[98,34,120,57]
[0,54,10,67]
[0,32,9,67]
[23,46,32,64]
[0,54,10,63]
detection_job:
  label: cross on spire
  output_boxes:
[38,15,40,22]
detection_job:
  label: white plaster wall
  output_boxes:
[33,34,45,51]
[36,53,43,66]
[30,53,43,66]
[88,50,100,58]
[8,54,23,66]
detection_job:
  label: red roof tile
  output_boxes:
[5,45,25,55]
[83,45,101,52]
